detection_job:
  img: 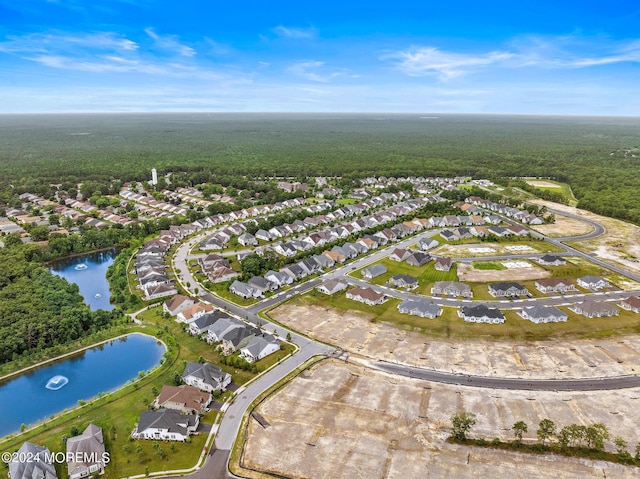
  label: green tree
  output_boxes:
[537,419,556,446]
[512,421,528,445]
[450,411,477,441]
[585,423,609,451]
[614,436,628,455]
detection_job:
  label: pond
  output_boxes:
[50,249,117,310]
[0,333,166,437]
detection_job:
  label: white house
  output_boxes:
[132,409,199,442]
[182,361,231,392]
[239,335,282,363]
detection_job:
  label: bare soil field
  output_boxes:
[240,360,640,479]
[527,180,563,188]
[530,214,595,238]
[270,303,640,379]
[530,199,640,275]
[432,241,561,258]
[458,262,550,282]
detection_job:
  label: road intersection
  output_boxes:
[163,204,640,478]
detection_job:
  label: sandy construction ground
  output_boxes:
[527,180,563,188]
[432,242,559,258]
[458,263,550,282]
[530,214,595,238]
[241,360,640,479]
[530,199,640,274]
[271,304,640,379]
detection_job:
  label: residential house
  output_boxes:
[577,276,610,290]
[317,278,348,295]
[519,305,568,323]
[389,248,411,262]
[537,254,566,266]
[406,252,431,267]
[431,281,472,298]
[619,296,640,313]
[188,311,223,335]
[345,287,387,305]
[488,282,529,297]
[434,256,452,271]
[535,278,577,294]
[458,305,505,324]
[389,274,418,290]
[155,385,211,414]
[66,424,106,479]
[132,409,199,442]
[361,264,387,279]
[281,264,306,281]
[143,282,178,300]
[239,334,282,363]
[570,300,619,318]
[229,280,263,299]
[417,238,439,251]
[248,276,278,293]
[397,299,442,318]
[176,302,214,324]
[182,361,231,392]
[265,270,294,287]
[313,253,335,269]
[9,442,57,479]
[207,267,239,284]
[163,295,197,316]
[237,232,257,246]
[255,229,273,242]
[298,258,321,275]
[439,230,456,241]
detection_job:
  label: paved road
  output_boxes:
[164,205,640,479]
[373,361,640,392]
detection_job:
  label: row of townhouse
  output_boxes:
[120,188,188,216]
[18,192,117,228]
[134,240,177,300]
[439,224,528,241]
[464,196,544,224]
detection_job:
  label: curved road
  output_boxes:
[163,203,640,479]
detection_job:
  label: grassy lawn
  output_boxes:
[0,307,291,479]
[525,179,578,206]
[354,258,458,296]
[297,292,640,341]
[472,261,507,270]
[336,198,357,205]
[201,279,259,307]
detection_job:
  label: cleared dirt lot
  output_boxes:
[432,241,561,258]
[458,262,550,282]
[530,199,640,274]
[530,214,595,238]
[241,360,640,479]
[271,303,640,379]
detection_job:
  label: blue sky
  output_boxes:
[0,0,639,114]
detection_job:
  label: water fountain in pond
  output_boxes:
[45,375,69,390]
[94,293,101,298]
[74,264,88,271]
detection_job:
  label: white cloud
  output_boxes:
[272,25,316,39]
[382,47,514,80]
[384,36,640,80]
[0,31,137,54]
[286,60,347,82]
[144,28,195,57]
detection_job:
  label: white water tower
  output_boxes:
[151,168,158,185]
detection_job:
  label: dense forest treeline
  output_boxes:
[0,243,123,363]
[1,113,639,223]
